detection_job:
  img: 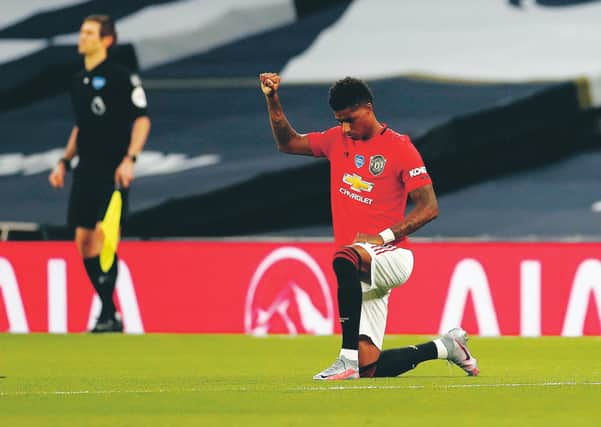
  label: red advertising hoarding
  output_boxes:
[0,241,600,336]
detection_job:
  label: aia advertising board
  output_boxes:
[0,241,600,336]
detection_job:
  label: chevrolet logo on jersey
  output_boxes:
[342,173,374,192]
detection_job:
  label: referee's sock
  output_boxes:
[373,342,438,377]
[333,247,362,354]
[83,255,118,321]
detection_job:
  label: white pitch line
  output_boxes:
[294,382,601,392]
[1,382,600,397]
[0,388,248,397]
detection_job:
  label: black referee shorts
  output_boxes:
[67,174,129,230]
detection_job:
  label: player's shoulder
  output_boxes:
[326,125,344,136]
[312,125,343,140]
[383,128,413,145]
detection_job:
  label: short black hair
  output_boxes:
[328,77,374,111]
[84,14,117,46]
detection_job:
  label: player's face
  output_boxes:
[78,21,106,56]
[334,104,373,140]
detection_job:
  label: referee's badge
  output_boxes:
[131,87,148,108]
[91,96,106,115]
[369,155,386,176]
[92,76,106,90]
[354,154,365,168]
[130,74,142,87]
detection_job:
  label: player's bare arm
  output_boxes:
[260,72,312,156]
[391,184,439,239]
[49,126,78,188]
[114,115,151,188]
[353,184,439,245]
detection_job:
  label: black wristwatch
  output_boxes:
[59,157,72,171]
[125,154,137,163]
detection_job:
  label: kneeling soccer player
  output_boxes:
[259,72,479,379]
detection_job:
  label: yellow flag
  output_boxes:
[100,190,122,273]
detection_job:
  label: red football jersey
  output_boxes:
[308,125,432,248]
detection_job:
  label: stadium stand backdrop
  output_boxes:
[1,0,600,240]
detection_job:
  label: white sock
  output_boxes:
[433,339,448,359]
[339,348,359,361]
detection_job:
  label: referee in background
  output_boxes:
[48,15,151,332]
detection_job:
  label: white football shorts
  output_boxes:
[353,242,415,349]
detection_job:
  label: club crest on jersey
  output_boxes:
[354,154,365,168]
[369,155,386,176]
[342,173,374,192]
[92,76,106,90]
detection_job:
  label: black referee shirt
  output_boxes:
[71,58,148,177]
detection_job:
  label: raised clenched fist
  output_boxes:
[260,72,280,97]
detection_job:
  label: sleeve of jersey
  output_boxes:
[400,137,432,192]
[128,73,149,119]
[307,126,338,159]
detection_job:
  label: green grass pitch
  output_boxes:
[1,334,600,426]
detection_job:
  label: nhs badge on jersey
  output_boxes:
[354,154,365,168]
[91,76,106,90]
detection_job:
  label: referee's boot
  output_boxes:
[90,312,123,333]
[440,327,480,376]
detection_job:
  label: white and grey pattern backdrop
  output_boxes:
[1,0,600,239]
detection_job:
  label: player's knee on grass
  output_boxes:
[358,335,380,378]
